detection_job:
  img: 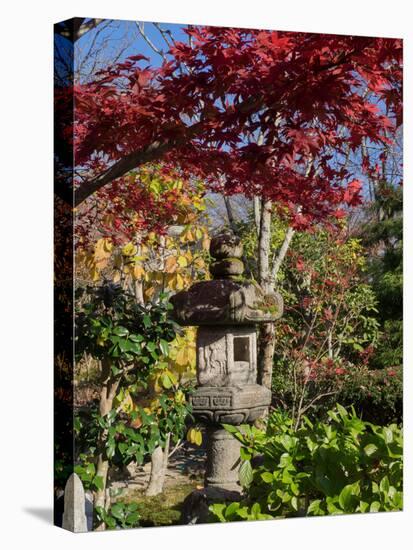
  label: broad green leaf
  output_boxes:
[239,460,253,488]
[261,472,274,483]
[370,501,381,513]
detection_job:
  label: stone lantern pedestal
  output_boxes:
[170,231,283,503]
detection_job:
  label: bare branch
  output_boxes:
[136,21,167,61]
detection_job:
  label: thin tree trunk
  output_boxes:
[258,199,272,293]
[257,199,275,390]
[253,196,261,237]
[224,195,237,234]
[257,323,276,389]
[94,358,121,530]
[94,458,109,530]
[257,202,295,390]
[145,433,171,496]
[134,242,145,306]
[134,279,145,306]
[272,226,295,280]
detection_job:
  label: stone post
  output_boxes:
[62,472,88,533]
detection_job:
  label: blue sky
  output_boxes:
[74,19,190,76]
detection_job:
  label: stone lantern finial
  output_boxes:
[209,231,244,279]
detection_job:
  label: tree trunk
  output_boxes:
[271,226,295,280]
[224,195,237,233]
[257,322,276,389]
[94,358,121,530]
[94,457,109,531]
[145,433,170,497]
[257,199,276,390]
[253,196,261,237]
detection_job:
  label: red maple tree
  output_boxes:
[55,26,402,229]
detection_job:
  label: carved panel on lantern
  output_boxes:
[197,326,257,387]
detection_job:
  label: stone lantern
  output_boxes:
[170,231,283,494]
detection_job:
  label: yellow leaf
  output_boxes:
[202,236,211,250]
[177,255,188,268]
[134,265,145,280]
[153,375,162,394]
[144,285,155,299]
[102,239,113,253]
[193,256,205,270]
[180,229,194,243]
[93,238,112,270]
[175,273,185,290]
[186,428,195,444]
[165,256,177,273]
[194,429,203,446]
[122,242,137,257]
[175,390,185,404]
[112,271,121,283]
[113,390,134,413]
[187,428,202,446]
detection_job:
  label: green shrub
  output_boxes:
[337,366,402,425]
[272,364,402,426]
[95,502,140,530]
[209,405,403,522]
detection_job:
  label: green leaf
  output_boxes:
[222,423,241,435]
[146,341,156,352]
[380,476,390,494]
[160,373,173,389]
[358,501,370,513]
[261,471,274,483]
[364,443,378,456]
[239,460,253,488]
[240,447,252,461]
[339,484,354,511]
[209,503,226,522]
[126,511,140,525]
[113,326,129,337]
[370,501,381,513]
[382,427,393,444]
[159,339,169,356]
[93,475,104,491]
[251,502,261,518]
[336,404,348,419]
[106,444,115,459]
[307,500,323,515]
[225,502,241,518]
[110,503,125,520]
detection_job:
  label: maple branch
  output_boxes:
[70,43,370,207]
[74,140,172,206]
[73,95,262,206]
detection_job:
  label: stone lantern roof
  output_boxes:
[170,231,283,326]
